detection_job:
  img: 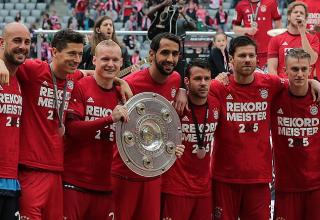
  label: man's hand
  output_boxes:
[163,0,172,6]
[247,27,258,36]
[175,144,185,158]
[309,79,320,102]
[215,72,230,86]
[111,105,129,123]
[173,88,188,115]
[297,18,307,34]
[114,77,133,103]
[0,59,9,85]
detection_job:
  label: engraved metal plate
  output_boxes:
[116,92,182,177]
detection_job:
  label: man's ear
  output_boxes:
[184,77,189,90]
[0,37,5,49]
[51,47,58,58]
[92,55,97,66]
[96,27,100,33]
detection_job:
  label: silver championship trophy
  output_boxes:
[116,92,182,177]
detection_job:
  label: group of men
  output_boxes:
[0,0,320,220]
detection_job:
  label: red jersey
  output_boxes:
[268,31,319,78]
[210,73,284,183]
[111,68,181,180]
[271,88,320,192]
[299,0,320,79]
[162,96,220,197]
[232,0,281,54]
[63,76,121,191]
[0,75,22,178]
[17,59,82,171]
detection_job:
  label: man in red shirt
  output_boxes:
[0,22,29,220]
[16,29,85,220]
[210,35,285,220]
[111,32,185,220]
[63,39,129,220]
[161,59,220,220]
[298,0,320,79]
[232,0,282,69]
[268,1,319,78]
[271,48,320,219]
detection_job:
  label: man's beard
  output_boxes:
[4,50,26,65]
[155,56,175,76]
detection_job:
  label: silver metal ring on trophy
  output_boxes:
[116,92,182,177]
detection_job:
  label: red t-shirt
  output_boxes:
[17,59,82,171]
[232,0,281,54]
[271,87,320,192]
[0,75,22,178]
[162,96,220,197]
[210,73,284,183]
[63,76,121,191]
[268,31,319,78]
[299,0,320,79]
[111,68,181,180]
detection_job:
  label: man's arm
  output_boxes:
[232,24,257,36]
[267,58,279,75]
[274,19,282,29]
[147,0,172,19]
[299,20,319,64]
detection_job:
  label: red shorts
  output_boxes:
[63,187,115,220]
[18,169,63,220]
[161,193,212,220]
[111,176,161,220]
[212,180,270,220]
[274,189,320,220]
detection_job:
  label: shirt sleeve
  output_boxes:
[232,3,243,26]
[310,34,320,53]
[16,59,44,84]
[271,0,281,20]
[267,36,280,59]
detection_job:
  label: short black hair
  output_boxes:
[51,29,85,51]
[185,58,210,78]
[150,32,181,52]
[228,36,257,57]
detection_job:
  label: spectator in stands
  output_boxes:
[42,13,52,30]
[68,9,79,30]
[131,50,141,65]
[14,12,22,23]
[186,0,198,21]
[50,10,60,29]
[79,15,131,70]
[83,12,94,30]
[75,0,88,29]
[105,0,121,15]
[196,5,207,24]
[123,0,133,27]
[215,4,228,32]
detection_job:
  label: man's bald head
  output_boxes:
[0,22,31,66]
[2,22,29,39]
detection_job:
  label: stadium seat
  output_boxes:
[21,9,30,17]
[30,0,37,3]
[0,3,3,9]
[11,0,19,3]
[10,9,19,17]
[31,9,41,18]
[15,3,26,10]
[36,3,47,11]
[25,3,36,10]
[0,9,9,17]
[4,16,15,23]
[20,0,30,3]
[26,16,36,24]
[4,3,14,10]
